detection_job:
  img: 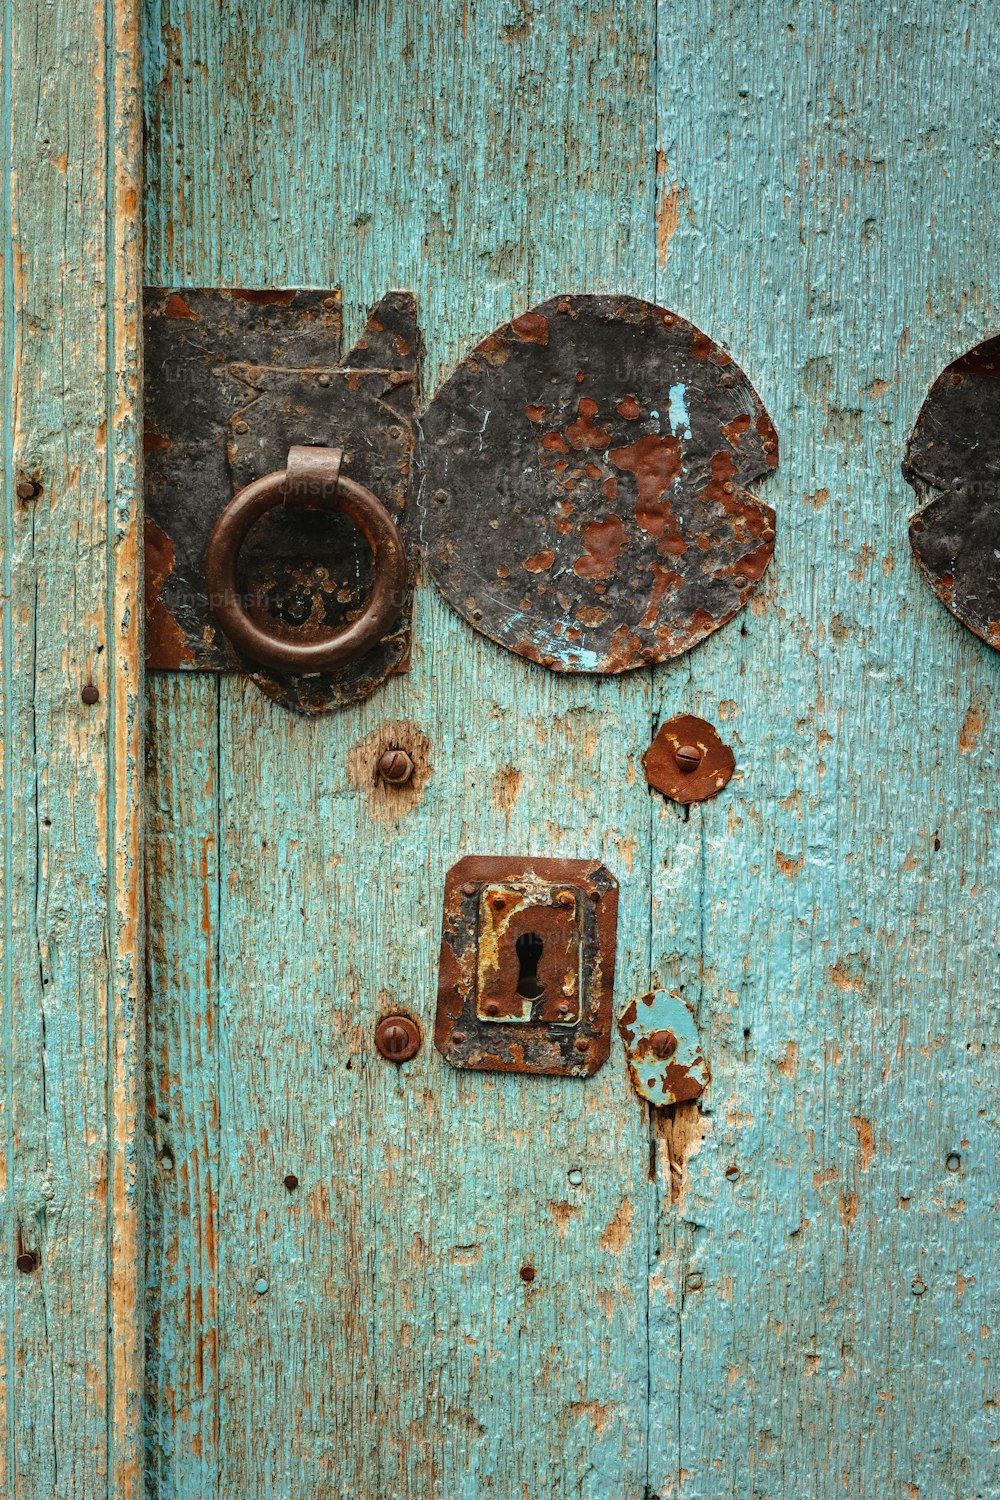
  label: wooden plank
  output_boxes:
[144,676,220,1496]
[142,1,665,1494]
[649,5,999,1497]
[1,0,144,1495]
[142,3,1000,1497]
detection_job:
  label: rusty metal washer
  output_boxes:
[643,713,735,805]
[204,445,407,675]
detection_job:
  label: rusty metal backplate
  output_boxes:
[903,335,1000,649]
[419,295,778,673]
[435,856,618,1077]
[144,288,421,711]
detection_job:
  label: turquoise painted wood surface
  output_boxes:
[1,0,144,1495]
[142,3,998,1497]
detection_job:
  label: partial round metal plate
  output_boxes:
[903,335,1000,649]
[419,295,778,672]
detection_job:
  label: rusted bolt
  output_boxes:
[491,895,506,911]
[316,373,330,387]
[574,1036,589,1053]
[945,1152,961,1173]
[81,683,100,705]
[232,419,249,435]
[555,890,574,909]
[16,480,37,500]
[451,1031,466,1044]
[685,1271,704,1293]
[911,1278,927,1296]
[724,1164,740,1182]
[674,744,702,774]
[485,1002,500,1017]
[567,1167,584,1187]
[557,1004,572,1018]
[16,1250,39,1275]
[649,1029,678,1060]
[374,1014,421,1063]
[322,295,338,309]
[283,1173,299,1191]
[519,1264,536,1283]
[377,748,414,785]
[462,882,477,896]
[254,1277,269,1295]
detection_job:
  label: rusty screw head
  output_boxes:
[16,1250,39,1275]
[377,748,414,786]
[16,480,37,501]
[81,683,100,705]
[649,1029,678,1060]
[674,744,702,774]
[283,1173,299,1191]
[555,890,575,909]
[374,1014,421,1063]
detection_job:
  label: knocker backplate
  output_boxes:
[144,288,421,712]
[418,295,778,673]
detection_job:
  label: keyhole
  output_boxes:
[515,931,545,1000]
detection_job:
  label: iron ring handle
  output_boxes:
[204,447,407,675]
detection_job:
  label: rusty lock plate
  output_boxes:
[143,288,422,712]
[903,334,1000,649]
[419,295,778,673]
[435,856,618,1077]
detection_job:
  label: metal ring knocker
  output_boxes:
[204,445,408,675]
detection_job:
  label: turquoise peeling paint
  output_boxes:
[140,3,998,1498]
[667,383,692,440]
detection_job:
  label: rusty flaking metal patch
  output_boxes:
[143,288,422,712]
[434,855,618,1077]
[643,713,736,805]
[903,334,1000,649]
[418,295,778,672]
[618,990,709,1106]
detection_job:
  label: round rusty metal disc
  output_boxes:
[419,295,778,672]
[643,713,735,804]
[903,335,1000,649]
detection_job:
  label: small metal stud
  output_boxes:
[375,1014,421,1063]
[674,744,702,773]
[377,748,414,785]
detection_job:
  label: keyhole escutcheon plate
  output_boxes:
[435,855,618,1077]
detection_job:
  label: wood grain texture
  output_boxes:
[1,0,144,1495]
[144,676,219,1495]
[649,9,999,1496]
[141,2,998,1497]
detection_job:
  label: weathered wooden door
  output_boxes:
[4,3,998,1497]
